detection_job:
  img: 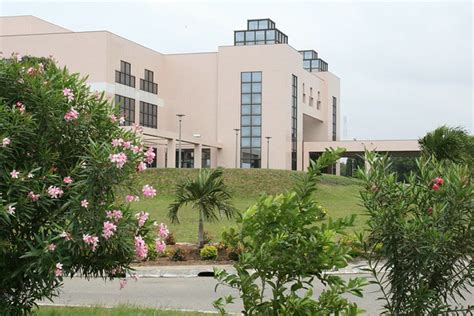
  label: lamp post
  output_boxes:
[176,114,185,168]
[233,128,240,168]
[265,136,272,169]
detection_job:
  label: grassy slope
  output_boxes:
[38,306,208,316]
[132,169,366,243]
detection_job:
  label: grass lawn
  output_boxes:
[38,306,209,315]
[131,169,367,243]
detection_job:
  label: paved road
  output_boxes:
[41,274,473,315]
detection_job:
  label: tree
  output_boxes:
[168,168,236,247]
[360,152,473,315]
[419,125,473,166]
[214,148,367,315]
[0,54,163,314]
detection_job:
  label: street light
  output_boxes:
[265,136,272,169]
[176,114,185,168]
[233,128,240,168]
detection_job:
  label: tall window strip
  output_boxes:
[140,69,158,94]
[291,75,298,171]
[332,96,337,141]
[115,94,135,126]
[139,101,158,129]
[240,71,262,168]
[115,60,136,88]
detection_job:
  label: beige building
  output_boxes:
[0,16,418,172]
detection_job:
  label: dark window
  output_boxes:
[115,60,136,87]
[139,101,158,129]
[241,71,262,168]
[234,19,287,46]
[140,69,158,94]
[332,96,337,141]
[291,75,298,170]
[115,94,135,126]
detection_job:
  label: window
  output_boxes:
[309,87,313,106]
[302,83,306,103]
[234,19,287,46]
[139,101,157,128]
[241,71,262,168]
[115,60,135,87]
[291,75,298,170]
[140,69,158,94]
[115,94,135,126]
[317,91,321,109]
[332,96,337,141]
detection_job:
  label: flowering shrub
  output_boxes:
[200,245,218,260]
[360,152,474,315]
[214,148,367,315]
[0,54,163,313]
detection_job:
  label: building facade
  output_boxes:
[0,16,341,171]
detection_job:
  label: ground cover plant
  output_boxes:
[360,152,474,315]
[0,54,166,314]
[213,148,367,315]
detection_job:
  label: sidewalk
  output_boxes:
[131,259,372,278]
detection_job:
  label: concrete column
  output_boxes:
[210,148,218,168]
[166,139,176,168]
[364,158,371,174]
[335,160,341,176]
[156,146,166,168]
[194,143,202,169]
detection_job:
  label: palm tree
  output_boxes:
[168,168,237,247]
[419,125,471,164]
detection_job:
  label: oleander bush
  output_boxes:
[360,152,474,315]
[0,54,167,314]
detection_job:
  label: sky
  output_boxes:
[1,0,473,140]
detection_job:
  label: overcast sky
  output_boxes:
[1,0,472,140]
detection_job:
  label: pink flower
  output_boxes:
[434,177,444,186]
[47,186,64,199]
[55,263,63,277]
[16,102,25,113]
[144,147,156,164]
[110,114,118,123]
[38,63,44,73]
[47,243,56,252]
[119,117,125,124]
[62,88,75,102]
[142,185,156,198]
[135,211,149,227]
[123,141,132,149]
[132,145,141,154]
[109,152,128,168]
[64,108,79,121]
[155,239,166,253]
[125,195,135,203]
[2,137,11,147]
[137,161,147,172]
[10,170,19,178]
[132,123,143,134]
[119,278,127,290]
[432,183,440,191]
[27,67,35,75]
[27,191,40,201]
[81,199,89,208]
[106,210,123,222]
[60,231,72,241]
[7,205,15,215]
[63,176,73,184]
[102,221,117,240]
[111,138,123,147]
[82,234,99,252]
[134,235,148,260]
[158,223,169,239]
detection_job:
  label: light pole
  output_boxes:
[265,136,272,169]
[233,128,240,168]
[176,114,185,168]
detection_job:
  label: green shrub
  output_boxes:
[0,54,162,313]
[214,149,366,315]
[200,245,218,260]
[170,248,186,262]
[360,152,474,315]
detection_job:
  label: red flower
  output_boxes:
[434,177,444,185]
[432,183,440,191]
[427,207,433,215]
